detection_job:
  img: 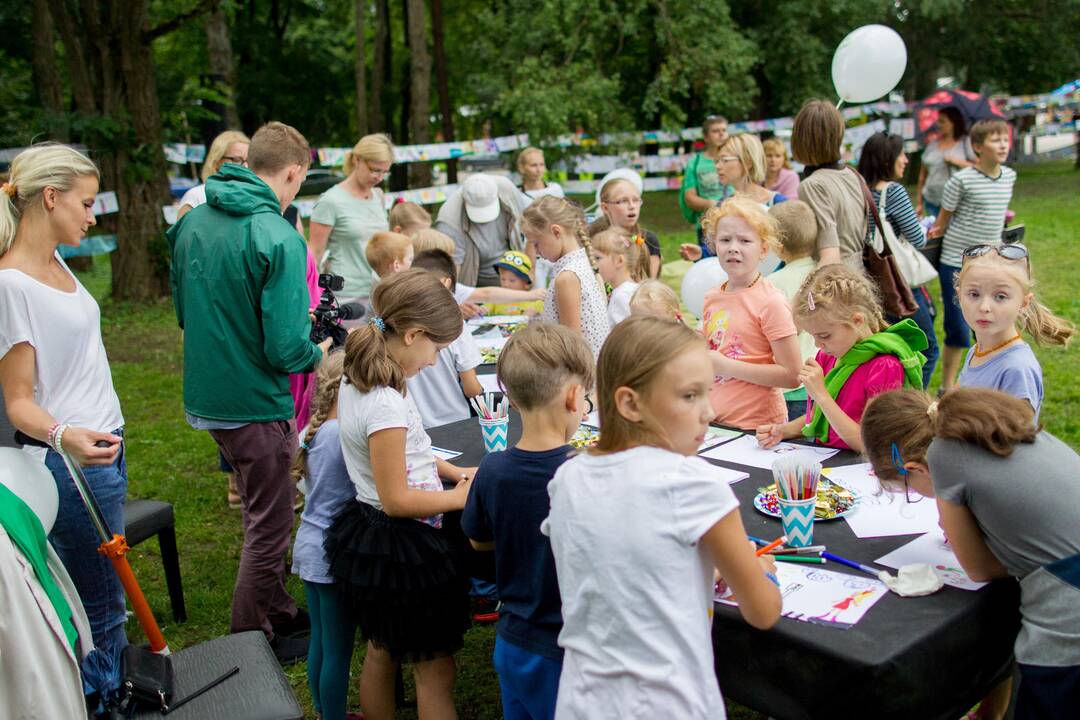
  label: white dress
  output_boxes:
[541,247,610,358]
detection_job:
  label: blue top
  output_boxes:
[870,182,926,248]
[291,419,354,584]
[958,341,1044,420]
[698,190,788,258]
[461,444,572,659]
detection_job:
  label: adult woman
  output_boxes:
[309,133,393,309]
[679,133,787,262]
[679,115,730,247]
[176,130,250,219]
[858,132,939,388]
[0,145,128,703]
[763,137,800,198]
[517,146,564,200]
[915,107,975,218]
[792,99,868,269]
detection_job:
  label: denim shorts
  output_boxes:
[938,263,972,348]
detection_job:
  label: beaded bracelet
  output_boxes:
[46,422,61,449]
[54,424,69,455]
[764,571,780,588]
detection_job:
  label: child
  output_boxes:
[407,250,485,428]
[629,279,682,322]
[517,147,564,200]
[461,323,594,720]
[289,352,357,720]
[364,231,414,278]
[485,250,544,316]
[767,200,820,420]
[592,228,650,326]
[389,200,432,236]
[542,316,782,717]
[955,243,1074,420]
[756,264,927,453]
[928,119,1017,390]
[700,196,802,429]
[861,387,1080,720]
[589,176,661,278]
[522,196,611,358]
[325,269,477,720]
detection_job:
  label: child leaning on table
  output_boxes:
[542,316,781,719]
[461,322,595,720]
[629,279,683,323]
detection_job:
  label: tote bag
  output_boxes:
[871,185,939,288]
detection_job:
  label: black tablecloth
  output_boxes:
[428,410,1020,720]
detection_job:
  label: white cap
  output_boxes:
[463,174,500,224]
[595,168,644,207]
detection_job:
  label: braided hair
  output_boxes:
[792,263,886,333]
[290,351,346,484]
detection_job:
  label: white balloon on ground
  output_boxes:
[831,24,907,103]
[0,448,59,533]
[680,257,727,319]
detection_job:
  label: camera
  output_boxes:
[310,273,364,349]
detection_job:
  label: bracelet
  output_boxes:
[54,424,69,455]
[46,422,61,449]
[764,571,780,588]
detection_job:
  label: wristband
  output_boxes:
[54,424,69,455]
[46,422,61,449]
[764,571,780,587]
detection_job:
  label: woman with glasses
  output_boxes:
[176,130,250,220]
[679,115,730,250]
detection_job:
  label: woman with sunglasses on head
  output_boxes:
[176,130,251,220]
[861,386,1080,720]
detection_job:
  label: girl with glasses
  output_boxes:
[589,176,662,278]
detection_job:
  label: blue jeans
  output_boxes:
[696,224,715,258]
[888,286,939,388]
[492,636,562,720]
[939,263,972,348]
[45,431,129,701]
[304,581,357,720]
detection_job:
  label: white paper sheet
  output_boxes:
[467,315,529,327]
[477,374,504,394]
[823,464,941,538]
[875,530,988,591]
[430,446,463,461]
[475,335,510,351]
[699,434,839,469]
[698,427,742,453]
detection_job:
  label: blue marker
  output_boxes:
[820,552,880,578]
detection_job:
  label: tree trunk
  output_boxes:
[354,0,369,136]
[372,0,390,132]
[431,0,455,183]
[31,0,66,138]
[204,6,241,129]
[405,0,432,187]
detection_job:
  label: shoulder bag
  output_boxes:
[872,184,939,288]
[851,168,918,317]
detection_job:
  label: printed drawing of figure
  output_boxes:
[704,309,729,352]
[813,588,877,623]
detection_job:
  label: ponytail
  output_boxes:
[290,351,346,483]
[1019,299,1075,347]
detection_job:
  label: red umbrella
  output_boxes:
[915,88,1008,141]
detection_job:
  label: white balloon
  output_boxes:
[680,257,727,319]
[831,25,907,103]
[758,250,782,275]
[0,448,59,534]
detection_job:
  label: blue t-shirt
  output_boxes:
[291,420,355,584]
[958,341,1044,420]
[461,444,572,660]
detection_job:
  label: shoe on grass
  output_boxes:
[270,633,309,665]
[272,608,311,638]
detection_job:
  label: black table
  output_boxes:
[428,411,1020,720]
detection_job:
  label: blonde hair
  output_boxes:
[202,130,251,182]
[248,122,310,174]
[594,316,705,454]
[522,195,599,274]
[719,134,767,184]
[389,201,431,234]
[290,351,346,483]
[516,146,544,173]
[791,99,844,166]
[629,280,681,321]
[344,133,394,176]
[365,232,413,277]
[792,263,885,333]
[592,228,649,282]
[762,138,792,170]
[969,119,1010,149]
[958,253,1075,346]
[496,322,595,411]
[343,269,462,395]
[769,200,817,259]
[700,194,780,255]
[411,227,455,256]
[590,178,643,239]
[0,143,99,257]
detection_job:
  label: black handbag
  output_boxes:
[122,644,239,716]
[852,169,919,317]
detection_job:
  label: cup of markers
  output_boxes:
[771,457,822,548]
[472,393,509,453]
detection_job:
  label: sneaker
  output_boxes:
[471,598,500,624]
[270,633,309,665]
[227,474,241,509]
[272,608,311,638]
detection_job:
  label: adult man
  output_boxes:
[168,121,328,664]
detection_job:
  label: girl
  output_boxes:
[955,243,1074,420]
[290,352,357,720]
[861,387,1080,720]
[755,264,928,453]
[543,316,781,718]
[763,137,800,198]
[325,269,477,720]
[590,176,662,277]
[517,146,564,200]
[591,228,650,325]
[523,196,610,358]
[700,196,802,429]
[629,279,683,322]
[389,200,432,237]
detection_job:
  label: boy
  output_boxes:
[767,200,819,420]
[364,231,414,279]
[486,250,544,316]
[461,323,595,720]
[407,250,485,427]
[928,119,1016,390]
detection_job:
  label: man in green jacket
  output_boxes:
[168,121,329,664]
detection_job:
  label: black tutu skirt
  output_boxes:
[325,499,470,662]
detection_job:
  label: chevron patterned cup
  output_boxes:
[479,416,509,453]
[778,497,815,548]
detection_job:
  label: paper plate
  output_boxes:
[753,479,860,522]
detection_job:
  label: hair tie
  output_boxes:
[1,182,16,199]
[926,400,939,419]
[634,234,645,246]
[370,316,386,333]
[806,290,816,311]
[300,441,310,451]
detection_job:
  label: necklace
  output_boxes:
[973,333,1021,358]
[721,272,761,292]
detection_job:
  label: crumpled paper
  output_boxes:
[878,563,945,597]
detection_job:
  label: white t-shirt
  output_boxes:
[407,324,482,428]
[522,183,565,201]
[337,382,446,527]
[542,446,739,719]
[453,282,475,305]
[178,183,207,210]
[0,256,124,459]
[607,280,639,326]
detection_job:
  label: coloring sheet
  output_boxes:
[823,463,941,538]
[875,530,988,591]
[716,562,888,628]
[430,446,463,461]
[699,434,839,469]
[474,335,510,351]
[698,426,743,453]
[467,315,528,327]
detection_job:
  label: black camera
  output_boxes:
[310,273,364,349]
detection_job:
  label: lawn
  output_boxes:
[85,160,1078,719]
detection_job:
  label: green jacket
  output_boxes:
[168,165,321,422]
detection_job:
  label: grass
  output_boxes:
[82,160,1078,719]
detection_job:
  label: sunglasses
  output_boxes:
[961,242,1029,263]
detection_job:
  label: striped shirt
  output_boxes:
[940,166,1016,267]
[868,182,926,248]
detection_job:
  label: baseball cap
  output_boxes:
[493,250,533,285]
[463,174,500,224]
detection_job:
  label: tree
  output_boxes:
[30,0,65,138]
[405,0,432,186]
[204,4,241,129]
[431,0,456,182]
[354,0,368,136]
[371,0,392,133]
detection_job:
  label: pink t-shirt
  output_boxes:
[769,168,801,198]
[807,351,904,450]
[702,279,797,429]
[290,249,322,429]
